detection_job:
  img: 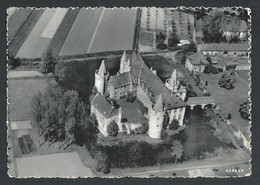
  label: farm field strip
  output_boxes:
[8,9,44,57]
[40,8,68,39]
[16,9,56,59]
[7,8,33,42]
[46,8,80,56]
[59,8,137,56]
[59,8,103,56]
[87,9,137,53]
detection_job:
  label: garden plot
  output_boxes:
[16,152,94,177]
[16,8,67,59]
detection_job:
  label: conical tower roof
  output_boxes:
[98,60,106,75]
[121,51,127,61]
[154,94,164,112]
[169,69,177,86]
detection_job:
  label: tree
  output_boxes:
[239,100,250,120]
[135,122,149,134]
[230,35,240,43]
[218,71,236,89]
[169,119,179,130]
[95,147,110,173]
[107,121,119,137]
[170,140,183,164]
[161,129,168,140]
[43,50,55,74]
[55,61,66,82]
[168,20,180,48]
[31,86,89,146]
[186,84,197,99]
[8,54,21,69]
[204,65,219,74]
[156,32,167,50]
[202,14,224,43]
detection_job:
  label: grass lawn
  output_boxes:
[16,152,93,177]
[183,107,225,159]
[8,78,48,121]
[8,9,44,57]
[201,70,250,136]
[142,55,177,81]
[117,97,148,123]
[59,57,120,104]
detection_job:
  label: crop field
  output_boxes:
[16,8,67,59]
[59,8,137,56]
[8,9,44,57]
[59,8,103,56]
[46,8,80,56]
[87,8,137,53]
[7,8,32,42]
[8,8,137,58]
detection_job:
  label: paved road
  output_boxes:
[120,160,249,177]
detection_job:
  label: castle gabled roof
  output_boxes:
[111,72,132,88]
[98,60,107,75]
[154,94,163,112]
[128,51,186,109]
[91,93,118,119]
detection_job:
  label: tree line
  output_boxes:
[31,85,95,148]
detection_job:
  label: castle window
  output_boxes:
[178,113,182,120]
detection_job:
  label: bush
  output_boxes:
[218,71,236,89]
[161,129,168,140]
[121,118,128,123]
[169,119,179,130]
[226,113,232,120]
[94,147,110,174]
[126,92,136,103]
[239,100,251,120]
[8,55,21,69]
[204,65,218,74]
[186,84,197,98]
[107,121,119,137]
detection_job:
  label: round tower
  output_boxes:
[148,94,165,139]
[95,60,109,95]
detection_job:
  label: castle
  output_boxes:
[91,51,187,139]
